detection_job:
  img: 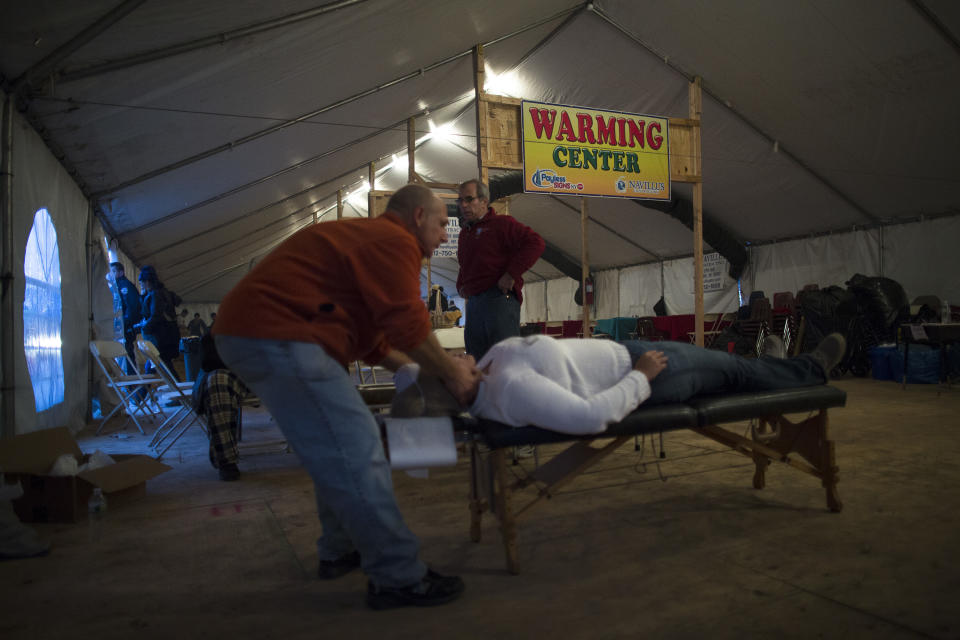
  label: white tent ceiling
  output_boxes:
[2,0,958,300]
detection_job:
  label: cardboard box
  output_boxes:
[0,427,171,523]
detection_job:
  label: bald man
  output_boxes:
[214,184,477,610]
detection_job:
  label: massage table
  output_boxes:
[459,385,846,574]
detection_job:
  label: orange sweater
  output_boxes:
[213,212,430,366]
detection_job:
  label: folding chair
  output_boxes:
[137,339,207,459]
[89,340,164,434]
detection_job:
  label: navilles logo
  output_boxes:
[531,168,560,188]
[615,177,627,193]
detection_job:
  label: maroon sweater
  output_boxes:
[456,208,544,304]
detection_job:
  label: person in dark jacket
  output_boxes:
[135,265,182,380]
[456,179,545,359]
[109,262,142,373]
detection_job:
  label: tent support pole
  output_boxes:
[367,162,375,217]
[1,94,15,437]
[581,197,591,339]
[690,77,704,347]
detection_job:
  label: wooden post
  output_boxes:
[426,260,432,306]
[581,197,591,338]
[313,209,318,225]
[408,117,417,182]
[690,77,704,347]
[337,189,343,220]
[473,44,489,185]
[367,162,375,218]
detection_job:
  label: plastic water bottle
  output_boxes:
[88,488,107,542]
[942,300,951,324]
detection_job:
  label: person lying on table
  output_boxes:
[392,333,846,435]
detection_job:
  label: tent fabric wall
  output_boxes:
[662,257,740,316]
[594,269,620,321]
[11,106,90,435]
[546,278,580,322]
[618,263,662,317]
[883,217,960,304]
[746,230,881,301]
[520,280,546,324]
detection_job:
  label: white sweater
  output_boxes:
[469,335,651,434]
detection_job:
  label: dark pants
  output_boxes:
[122,331,138,375]
[622,340,826,405]
[465,287,521,360]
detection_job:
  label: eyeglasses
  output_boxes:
[456,195,478,204]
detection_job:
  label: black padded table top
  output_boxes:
[688,385,846,426]
[457,385,847,449]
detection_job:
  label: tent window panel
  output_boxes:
[23,208,64,412]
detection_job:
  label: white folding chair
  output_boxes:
[137,339,207,458]
[89,340,165,434]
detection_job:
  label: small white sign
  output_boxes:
[433,218,460,259]
[909,324,928,341]
[703,252,726,293]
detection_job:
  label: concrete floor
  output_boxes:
[2,378,959,639]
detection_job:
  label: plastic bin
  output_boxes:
[179,336,202,382]
[888,345,941,384]
[868,346,897,381]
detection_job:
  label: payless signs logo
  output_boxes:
[531,169,582,191]
[521,100,670,200]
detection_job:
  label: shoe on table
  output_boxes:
[367,569,465,610]
[317,550,361,580]
[810,333,847,378]
[218,463,240,481]
[513,445,535,459]
[762,335,787,359]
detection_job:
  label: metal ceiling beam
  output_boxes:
[56,0,369,84]
[588,4,880,225]
[92,3,583,199]
[131,97,464,262]
[117,105,431,237]
[908,0,960,58]
[10,0,147,94]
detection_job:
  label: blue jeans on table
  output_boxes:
[622,340,826,405]
[214,335,426,588]
[465,286,521,360]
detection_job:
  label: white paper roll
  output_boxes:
[384,417,457,470]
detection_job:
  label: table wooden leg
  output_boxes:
[492,448,520,574]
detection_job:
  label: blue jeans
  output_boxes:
[465,287,521,359]
[214,335,426,588]
[622,340,826,405]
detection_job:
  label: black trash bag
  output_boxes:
[797,286,858,354]
[845,274,909,341]
[707,323,756,355]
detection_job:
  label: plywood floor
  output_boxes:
[2,378,959,639]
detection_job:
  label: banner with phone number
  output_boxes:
[521,99,670,200]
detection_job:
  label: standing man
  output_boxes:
[213,184,478,610]
[187,313,208,336]
[108,262,142,372]
[456,179,545,359]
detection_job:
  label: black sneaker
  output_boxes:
[810,333,847,378]
[317,550,361,580]
[366,569,465,610]
[218,463,240,481]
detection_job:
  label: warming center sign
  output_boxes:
[521,100,670,201]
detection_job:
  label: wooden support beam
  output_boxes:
[407,116,416,183]
[581,196,591,338]
[690,77,704,347]
[473,44,489,185]
[367,162,375,218]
